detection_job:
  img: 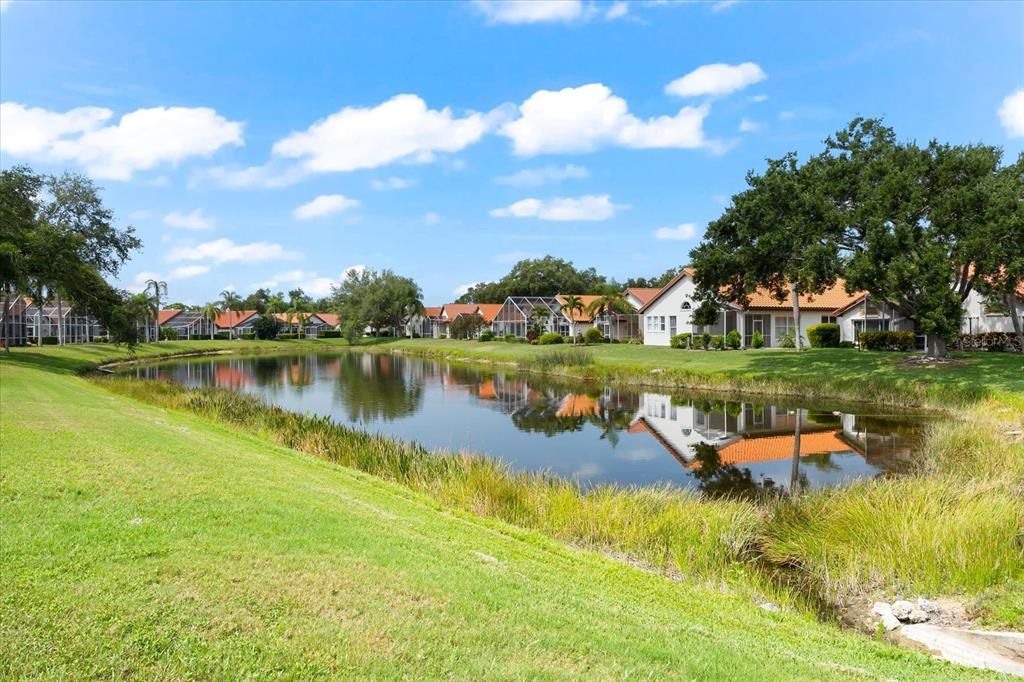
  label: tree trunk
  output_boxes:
[37,288,44,347]
[926,335,947,358]
[790,282,802,351]
[1006,294,1024,354]
[56,294,64,345]
[2,288,11,353]
[790,408,802,496]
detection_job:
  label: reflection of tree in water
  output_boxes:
[800,452,842,472]
[689,443,787,500]
[509,387,638,440]
[331,353,423,422]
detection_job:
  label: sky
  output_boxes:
[1,0,1022,306]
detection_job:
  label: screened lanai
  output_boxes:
[492,297,568,338]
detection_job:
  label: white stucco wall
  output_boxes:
[641,275,698,346]
[960,289,1018,334]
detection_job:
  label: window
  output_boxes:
[820,315,836,324]
[669,315,677,336]
[681,301,692,310]
[775,316,796,339]
[660,316,666,332]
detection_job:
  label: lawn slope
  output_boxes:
[0,355,996,679]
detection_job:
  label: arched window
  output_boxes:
[681,301,692,310]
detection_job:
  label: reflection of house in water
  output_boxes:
[629,393,916,474]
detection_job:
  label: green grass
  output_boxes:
[385,339,1024,409]
[2,349,1000,678]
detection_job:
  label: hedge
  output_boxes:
[584,327,604,344]
[277,333,298,340]
[670,332,692,349]
[214,332,231,340]
[859,330,915,351]
[806,323,840,348]
[953,331,1022,353]
[318,329,342,339]
[538,332,563,345]
[478,330,495,342]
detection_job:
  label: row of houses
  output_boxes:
[636,268,1021,348]
[0,297,343,345]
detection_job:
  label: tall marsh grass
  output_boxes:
[98,376,1023,623]
[521,348,595,372]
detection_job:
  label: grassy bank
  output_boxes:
[383,338,1024,409]
[2,350,995,678]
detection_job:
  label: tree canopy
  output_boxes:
[457,256,612,303]
[331,268,422,342]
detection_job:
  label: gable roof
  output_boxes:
[158,309,183,325]
[555,294,603,322]
[440,303,480,320]
[625,287,661,307]
[317,313,340,327]
[215,310,259,328]
[710,429,862,466]
[637,268,696,313]
[422,306,443,319]
[475,304,502,324]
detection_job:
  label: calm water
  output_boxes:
[124,352,932,495]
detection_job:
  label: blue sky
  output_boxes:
[2,0,1022,306]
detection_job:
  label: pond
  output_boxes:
[123,352,933,496]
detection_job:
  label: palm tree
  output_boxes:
[200,302,221,340]
[127,292,154,342]
[559,295,585,343]
[289,302,311,338]
[145,279,167,343]
[219,289,242,337]
[586,293,630,340]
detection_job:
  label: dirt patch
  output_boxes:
[900,356,971,368]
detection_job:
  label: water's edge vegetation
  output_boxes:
[94,342,1024,629]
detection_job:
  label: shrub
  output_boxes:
[277,333,298,340]
[859,330,915,351]
[954,332,1021,353]
[318,329,342,339]
[725,329,741,350]
[700,332,712,350]
[91,335,110,343]
[526,328,539,342]
[584,327,604,345]
[41,336,59,345]
[751,330,764,349]
[838,340,856,349]
[538,331,564,345]
[253,316,281,340]
[711,334,725,350]
[807,323,841,348]
[671,332,692,349]
[779,332,796,349]
[478,330,495,342]
[504,334,518,343]
[438,334,447,339]
[240,332,256,341]
[159,327,178,341]
[525,348,594,370]
[627,336,643,345]
[214,331,231,340]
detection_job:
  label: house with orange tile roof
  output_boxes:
[215,310,261,337]
[637,268,864,347]
[159,308,215,339]
[408,306,443,338]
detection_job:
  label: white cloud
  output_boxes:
[749,94,768,103]
[500,83,711,155]
[193,162,308,189]
[0,102,243,180]
[606,1,629,19]
[163,209,215,231]
[423,211,442,225]
[654,223,697,240]
[0,1,11,13]
[490,194,624,221]
[272,94,488,173]
[168,239,299,264]
[495,163,589,186]
[738,118,760,133]
[779,110,796,121]
[293,194,360,220]
[998,89,1024,138]
[254,268,350,297]
[454,282,482,297]
[371,176,417,191]
[472,0,584,24]
[168,265,211,280]
[665,62,766,98]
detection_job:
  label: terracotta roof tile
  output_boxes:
[422,307,443,318]
[743,280,861,311]
[475,304,503,324]
[712,430,861,466]
[440,304,480,319]
[625,288,662,307]
[215,310,259,328]
[555,294,602,322]
[316,313,340,327]
[158,309,183,325]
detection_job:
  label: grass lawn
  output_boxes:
[0,348,1002,679]
[384,338,1024,408]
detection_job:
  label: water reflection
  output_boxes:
[127,353,927,494]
